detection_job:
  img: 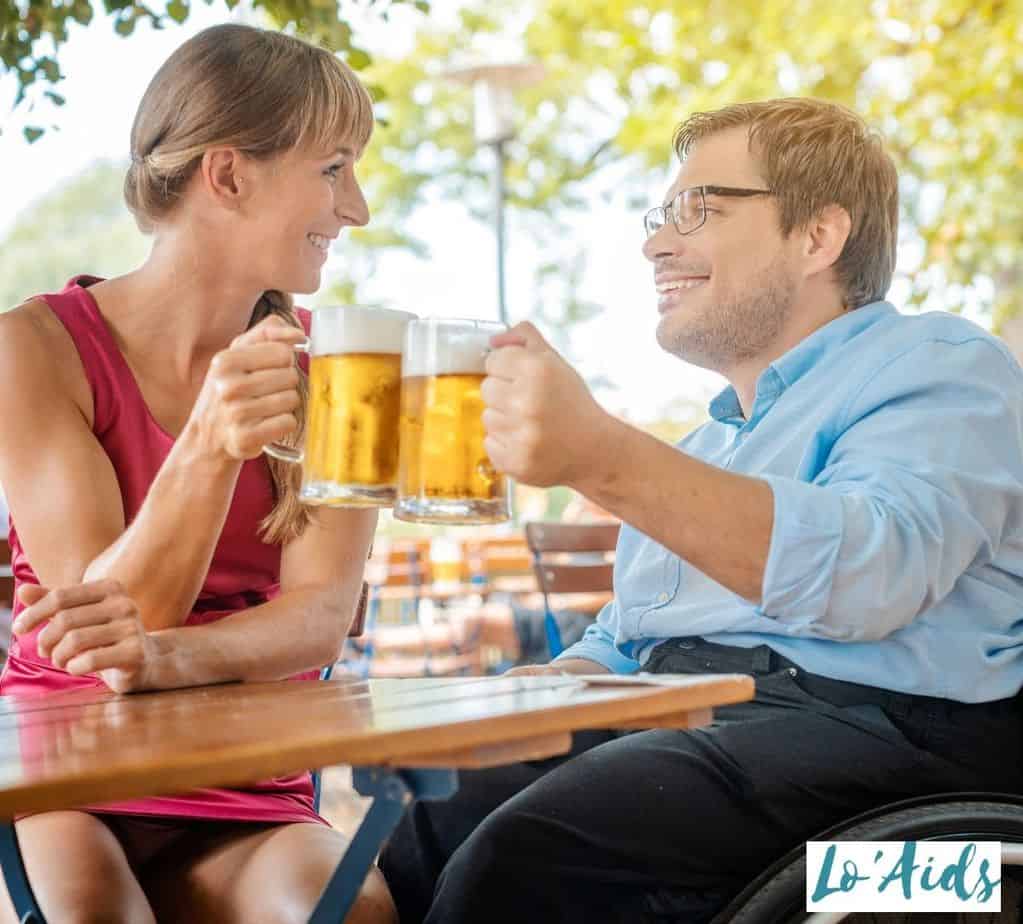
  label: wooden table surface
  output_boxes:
[0,673,754,820]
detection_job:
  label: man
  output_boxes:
[379,98,1023,923]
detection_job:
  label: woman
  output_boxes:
[0,23,395,923]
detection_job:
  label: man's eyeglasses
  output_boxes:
[644,185,774,239]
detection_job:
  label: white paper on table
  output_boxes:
[575,673,739,687]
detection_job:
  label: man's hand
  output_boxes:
[504,658,611,677]
[13,581,157,693]
[482,322,615,488]
[503,664,565,678]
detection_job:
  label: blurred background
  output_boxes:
[2,0,1021,826]
[4,0,1020,445]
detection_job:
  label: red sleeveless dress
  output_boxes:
[1,276,325,825]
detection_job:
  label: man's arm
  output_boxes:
[482,323,772,602]
[574,419,773,602]
[483,325,1023,641]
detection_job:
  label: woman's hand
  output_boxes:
[186,315,307,462]
[13,581,157,693]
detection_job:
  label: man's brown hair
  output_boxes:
[673,99,899,310]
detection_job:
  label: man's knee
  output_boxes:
[432,808,540,905]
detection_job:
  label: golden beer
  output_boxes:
[395,319,510,524]
[304,352,402,495]
[265,305,417,507]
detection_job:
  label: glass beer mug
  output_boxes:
[265,305,417,506]
[394,318,511,524]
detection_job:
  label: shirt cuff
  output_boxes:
[555,622,641,675]
[760,474,844,625]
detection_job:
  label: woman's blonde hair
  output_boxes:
[124,24,374,543]
[674,99,898,310]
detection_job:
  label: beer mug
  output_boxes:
[395,318,511,525]
[265,306,417,506]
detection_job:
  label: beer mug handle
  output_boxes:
[263,338,311,464]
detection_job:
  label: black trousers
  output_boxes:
[379,639,1023,923]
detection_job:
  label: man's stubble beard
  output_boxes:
[657,261,798,372]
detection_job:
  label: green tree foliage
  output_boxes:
[5,0,1020,328]
[1,0,427,141]
[352,0,1022,322]
[0,160,146,308]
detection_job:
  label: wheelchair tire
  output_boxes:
[714,798,1023,924]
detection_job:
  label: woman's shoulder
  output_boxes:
[0,297,93,422]
[0,297,65,357]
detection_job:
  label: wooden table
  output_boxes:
[0,672,754,923]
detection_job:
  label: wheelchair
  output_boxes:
[713,794,1023,922]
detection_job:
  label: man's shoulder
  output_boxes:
[867,307,1011,356]
[851,306,1021,384]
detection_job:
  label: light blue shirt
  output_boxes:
[558,302,1023,702]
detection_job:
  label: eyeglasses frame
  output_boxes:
[644,185,774,238]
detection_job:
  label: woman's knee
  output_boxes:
[345,866,399,924]
[255,864,395,924]
[202,824,396,924]
[3,812,154,924]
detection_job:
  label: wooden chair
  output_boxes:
[473,536,533,571]
[346,540,487,679]
[343,542,430,677]
[523,521,620,658]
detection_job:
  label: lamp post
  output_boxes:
[448,63,544,326]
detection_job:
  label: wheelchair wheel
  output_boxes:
[714,797,1023,924]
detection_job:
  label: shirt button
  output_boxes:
[656,592,669,603]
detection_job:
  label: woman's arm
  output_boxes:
[0,306,128,588]
[0,305,237,630]
[15,505,377,691]
[0,304,306,633]
[148,505,377,687]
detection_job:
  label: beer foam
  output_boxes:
[311,306,417,355]
[402,319,504,377]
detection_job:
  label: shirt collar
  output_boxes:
[708,301,897,425]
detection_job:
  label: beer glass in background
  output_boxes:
[395,318,511,525]
[265,306,417,506]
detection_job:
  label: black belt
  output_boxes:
[645,636,1011,720]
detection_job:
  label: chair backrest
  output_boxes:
[523,521,620,657]
[366,542,432,588]
[524,522,619,595]
[463,536,533,586]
